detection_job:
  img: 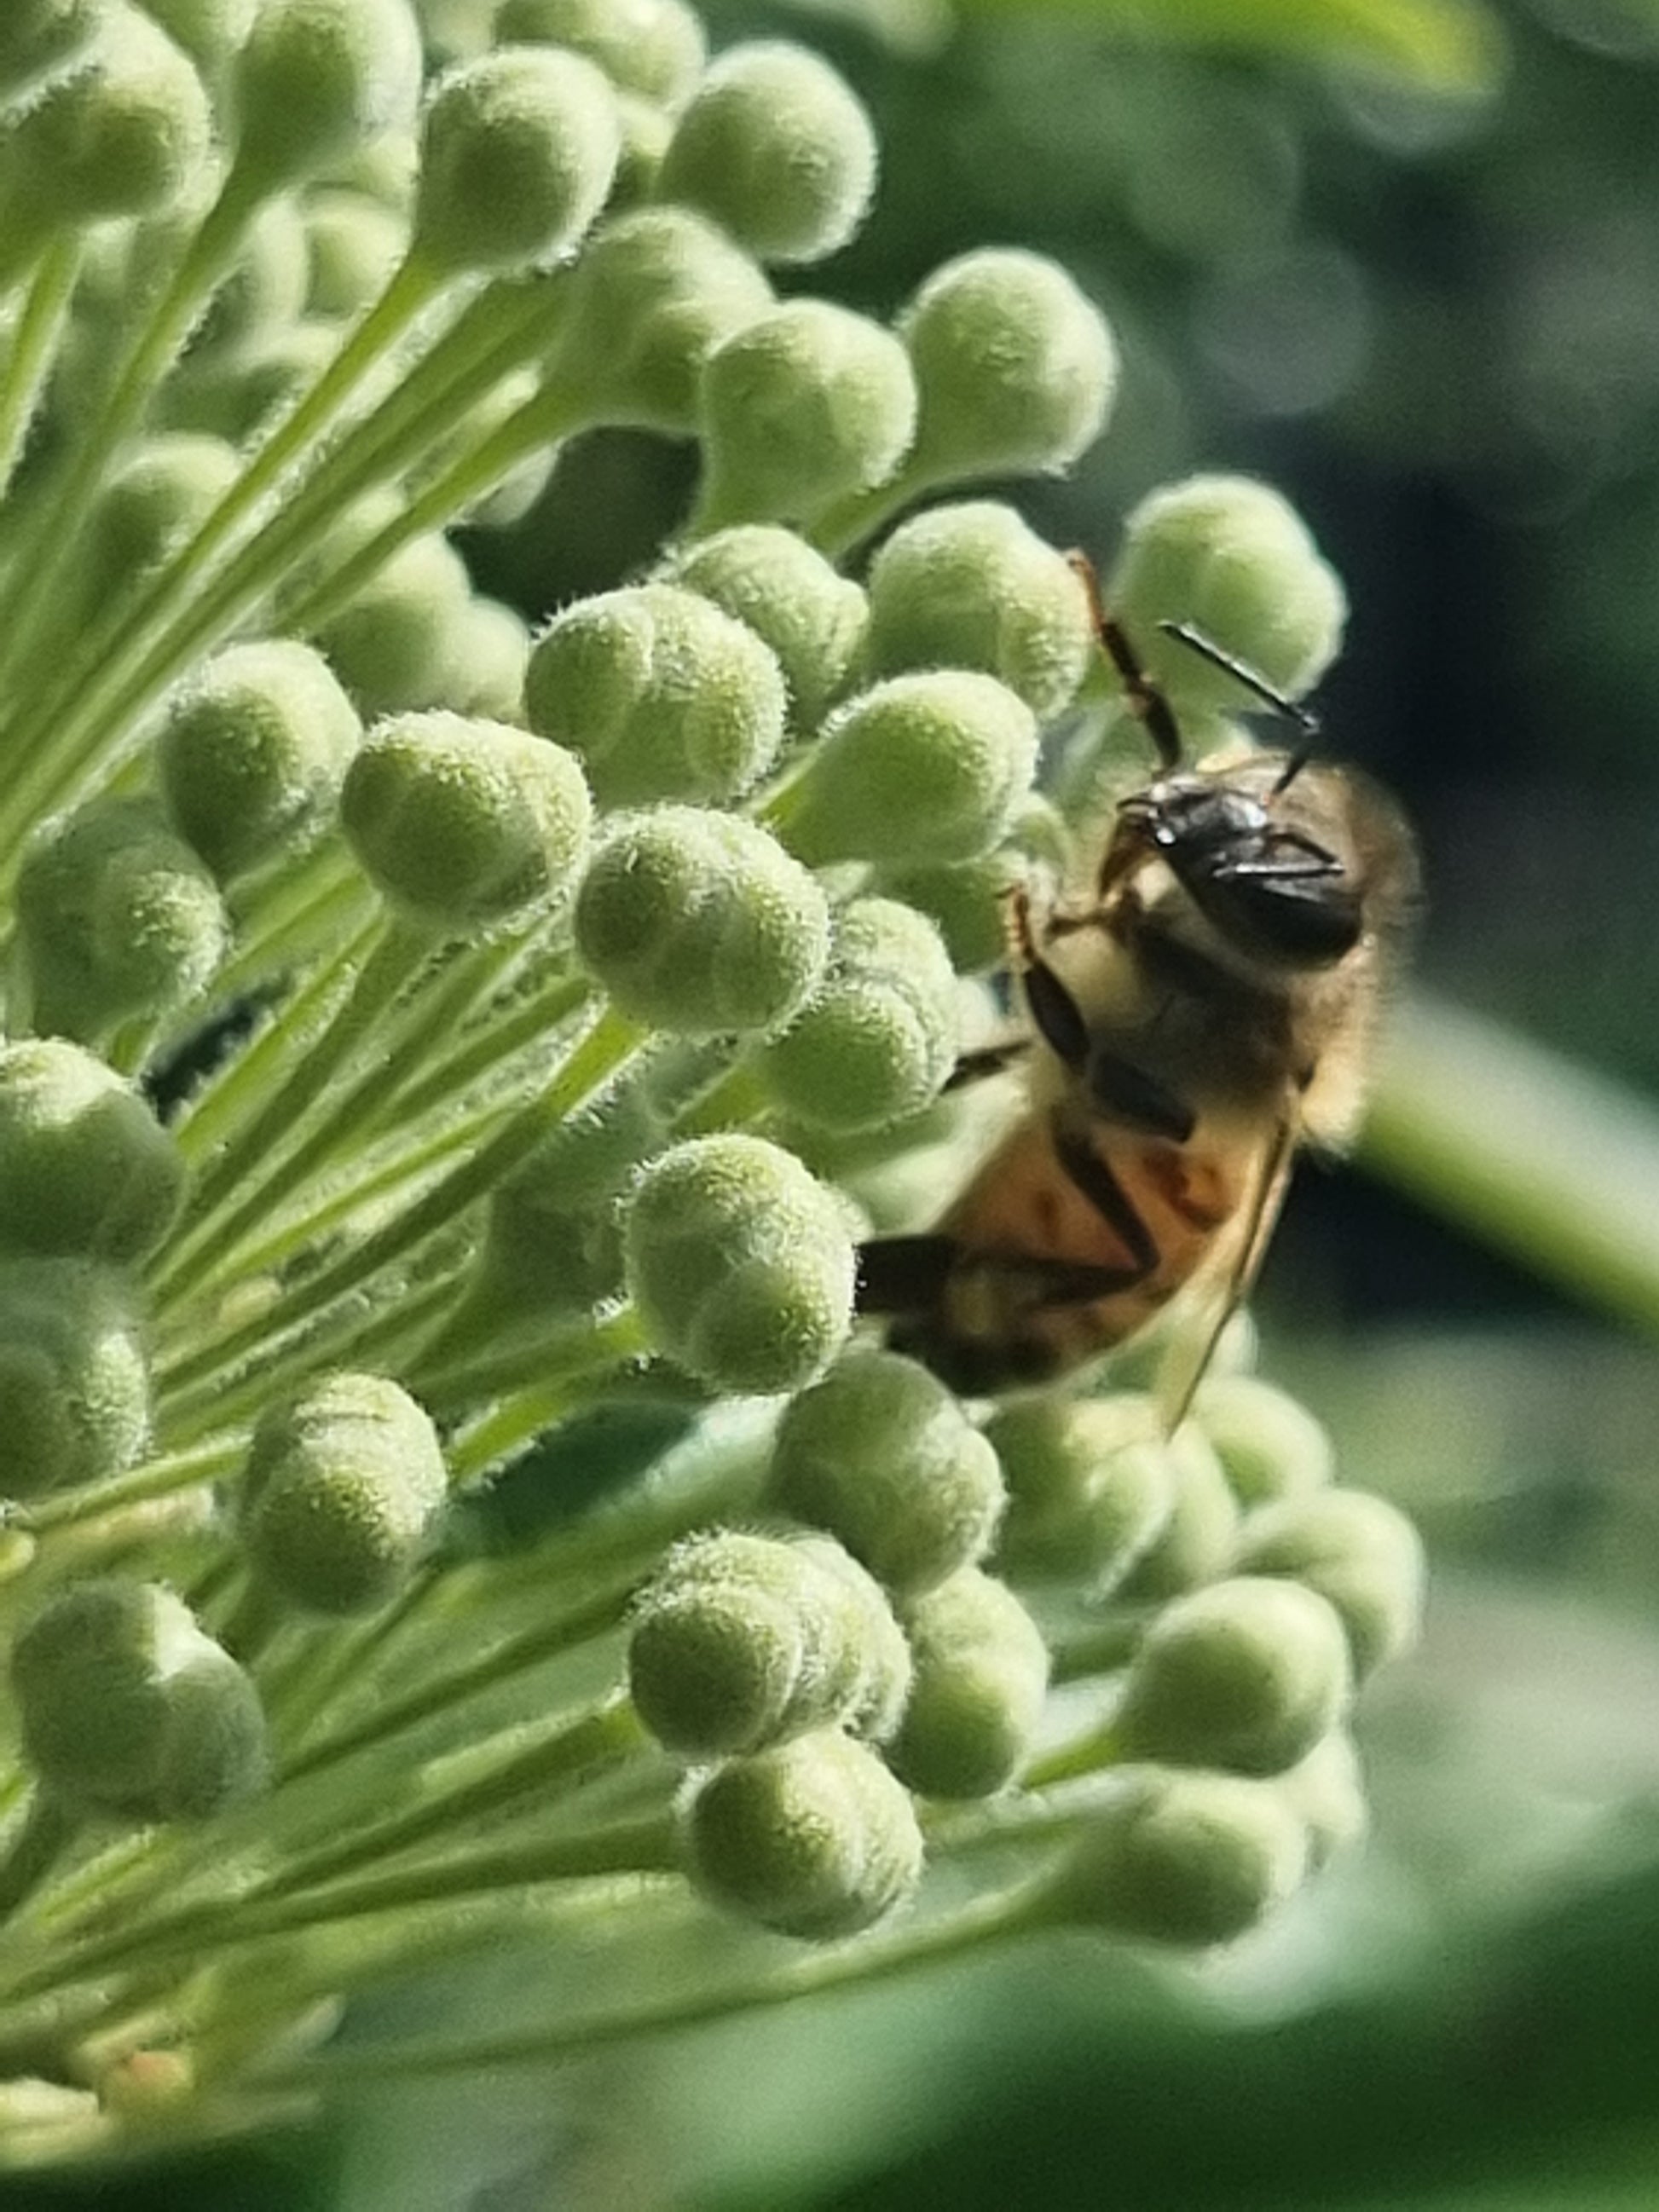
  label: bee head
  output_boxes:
[1120,766,1364,967]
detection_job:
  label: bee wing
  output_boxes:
[1153,1105,1298,1435]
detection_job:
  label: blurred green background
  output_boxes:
[42,0,1659,2203]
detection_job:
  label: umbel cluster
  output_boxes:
[0,0,1421,2160]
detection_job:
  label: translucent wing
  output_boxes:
[1153,1103,1299,1435]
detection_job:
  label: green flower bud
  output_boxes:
[986,1392,1175,1588]
[1234,1490,1426,1680]
[12,1580,268,1822]
[0,1042,184,1266]
[661,524,866,729]
[697,301,916,529]
[865,501,1095,722]
[758,897,958,1134]
[232,0,425,192]
[303,187,408,317]
[195,199,314,355]
[1056,1767,1309,1947]
[1117,1421,1240,1600]
[313,533,478,716]
[0,1260,148,1501]
[629,1527,909,1758]
[575,808,830,1036]
[76,434,241,618]
[158,638,361,881]
[525,584,787,807]
[240,1372,448,1613]
[137,0,258,68]
[887,1568,1048,1800]
[7,10,213,229]
[658,41,876,267]
[782,671,1038,869]
[443,596,531,720]
[900,249,1118,488]
[685,1727,923,1938]
[411,46,619,275]
[16,800,228,1043]
[1192,1373,1334,1507]
[549,207,772,435]
[1113,1575,1353,1777]
[494,0,706,109]
[769,1348,1004,1596]
[623,1135,855,1394]
[1107,474,1347,712]
[340,712,592,927]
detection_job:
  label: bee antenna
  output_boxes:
[1157,621,1321,789]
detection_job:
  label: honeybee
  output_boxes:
[859,572,1419,1412]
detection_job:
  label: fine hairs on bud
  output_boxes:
[410,45,621,274]
[239,1372,448,1613]
[864,502,1097,722]
[495,0,707,109]
[340,711,592,927]
[768,1348,1005,1596]
[657,41,878,266]
[158,638,362,883]
[900,248,1119,488]
[0,1258,150,1501]
[781,670,1039,870]
[684,1727,924,1938]
[759,897,960,1135]
[15,799,228,1045]
[1107,473,1349,711]
[696,300,917,531]
[986,1392,1176,1589]
[12,1581,268,1822]
[623,1135,855,1395]
[662,525,868,727]
[0,1041,186,1266]
[574,808,830,1036]
[546,207,773,436]
[525,585,788,808]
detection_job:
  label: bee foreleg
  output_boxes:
[1049,1113,1159,1281]
[856,1234,961,1314]
[1009,884,1091,1072]
[944,1035,1032,1090]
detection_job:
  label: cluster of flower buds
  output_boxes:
[0,0,1408,2163]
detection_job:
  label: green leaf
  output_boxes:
[954,0,1506,94]
[1361,990,1659,1339]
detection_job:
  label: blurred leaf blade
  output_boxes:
[1362,991,1659,1338]
[953,0,1506,90]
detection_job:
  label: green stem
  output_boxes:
[261,1880,1049,2091]
[280,377,597,640]
[409,1302,650,1418]
[0,1700,650,2007]
[0,235,80,499]
[0,161,264,749]
[216,1810,681,1950]
[153,916,434,1306]
[21,1438,244,1535]
[0,1798,77,1926]
[154,1004,644,1407]
[280,1582,639,1780]
[168,904,383,1176]
[0,273,569,860]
